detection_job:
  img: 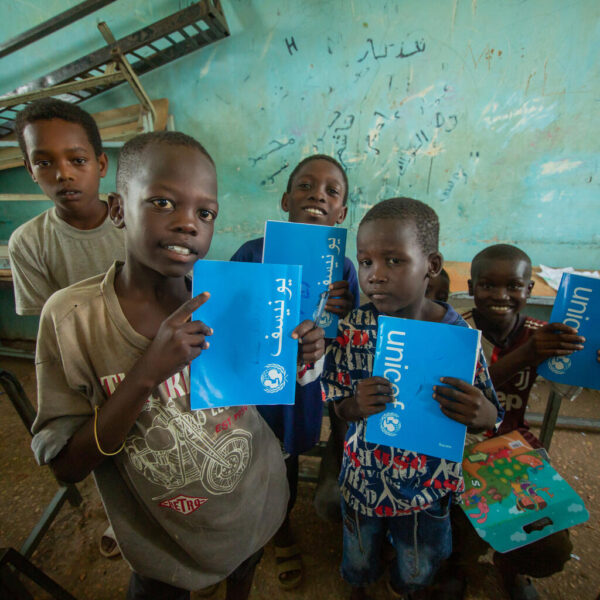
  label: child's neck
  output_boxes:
[115,260,190,339]
[55,198,108,230]
[386,297,446,323]
[473,309,519,346]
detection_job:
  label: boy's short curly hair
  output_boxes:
[286,154,349,204]
[471,244,532,280]
[116,131,214,194]
[359,197,439,254]
[15,98,103,157]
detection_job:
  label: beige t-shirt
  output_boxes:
[31,263,288,589]
[8,206,126,315]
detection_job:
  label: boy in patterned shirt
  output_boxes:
[321,198,502,600]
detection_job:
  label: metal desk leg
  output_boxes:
[539,388,563,451]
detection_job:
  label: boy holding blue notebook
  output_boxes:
[456,244,586,600]
[321,197,502,600]
[231,154,359,588]
[30,132,323,600]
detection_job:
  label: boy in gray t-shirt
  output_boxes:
[8,98,125,316]
[32,131,325,599]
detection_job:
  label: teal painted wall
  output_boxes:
[1,0,598,337]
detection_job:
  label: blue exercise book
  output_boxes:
[190,260,301,409]
[263,220,347,338]
[538,273,600,390]
[365,315,481,462]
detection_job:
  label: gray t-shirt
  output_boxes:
[31,263,288,589]
[8,206,126,315]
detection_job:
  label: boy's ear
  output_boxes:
[281,192,290,214]
[108,193,125,229]
[468,279,474,296]
[427,251,443,279]
[527,280,535,297]
[336,205,348,224]
[98,152,108,178]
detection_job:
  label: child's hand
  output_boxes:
[140,292,212,386]
[335,376,394,422]
[524,322,585,366]
[325,280,355,318]
[355,376,394,417]
[292,320,325,364]
[433,377,497,431]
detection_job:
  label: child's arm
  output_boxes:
[8,231,55,316]
[489,322,585,387]
[334,376,393,422]
[49,293,212,483]
[433,377,498,432]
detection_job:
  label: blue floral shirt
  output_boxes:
[321,302,503,517]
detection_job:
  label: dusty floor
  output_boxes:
[1,356,598,600]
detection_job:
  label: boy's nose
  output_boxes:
[56,162,74,181]
[368,264,387,283]
[172,211,198,235]
[492,286,509,300]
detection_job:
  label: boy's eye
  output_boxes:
[327,187,339,196]
[297,182,311,190]
[358,259,372,267]
[198,209,215,222]
[34,160,51,168]
[73,157,87,165]
[387,257,401,265]
[151,198,174,210]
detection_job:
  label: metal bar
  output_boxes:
[1,547,78,599]
[538,388,563,451]
[526,412,600,432]
[0,72,126,108]
[0,2,216,98]
[0,0,117,60]
[20,488,72,559]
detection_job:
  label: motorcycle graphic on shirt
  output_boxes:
[124,398,252,495]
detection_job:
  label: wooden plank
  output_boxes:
[0,72,126,108]
[0,194,108,201]
[0,99,168,171]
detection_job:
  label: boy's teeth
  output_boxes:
[491,306,510,312]
[305,207,324,216]
[166,245,191,255]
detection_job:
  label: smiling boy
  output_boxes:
[455,244,583,600]
[231,154,359,588]
[8,98,125,316]
[29,132,326,599]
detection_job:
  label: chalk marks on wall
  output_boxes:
[250,138,295,166]
[357,37,426,62]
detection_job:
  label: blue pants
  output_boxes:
[340,497,452,593]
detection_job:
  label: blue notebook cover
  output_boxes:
[538,273,600,390]
[365,315,481,462]
[263,220,347,338]
[190,260,301,409]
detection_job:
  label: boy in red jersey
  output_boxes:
[456,243,585,600]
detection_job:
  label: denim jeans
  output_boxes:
[340,497,452,592]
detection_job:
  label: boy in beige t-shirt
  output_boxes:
[32,131,325,599]
[8,98,125,315]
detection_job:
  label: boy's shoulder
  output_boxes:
[41,268,109,325]
[230,237,264,262]
[8,208,53,251]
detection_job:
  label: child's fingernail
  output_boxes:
[439,377,446,383]
[433,386,437,392]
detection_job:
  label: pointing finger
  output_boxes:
[168,292,210,324]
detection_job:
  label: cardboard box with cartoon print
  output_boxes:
[460,431,588,553]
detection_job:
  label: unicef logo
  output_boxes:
[318,311,333,328]
[261,364,287,393]
[547,355,572,375]
[380,412,402,436]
